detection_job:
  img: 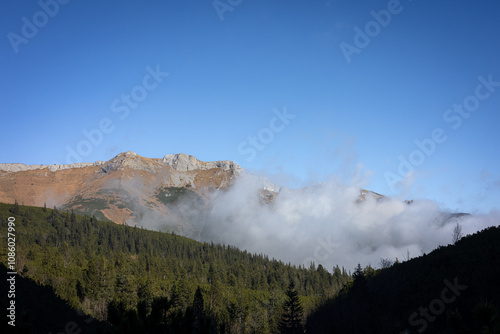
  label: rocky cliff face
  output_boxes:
[162,153,242,172]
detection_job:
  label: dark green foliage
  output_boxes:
[193,285,205,325]
[279,280,305,334]
[11,199,20,214]
[473,299,500,333]
[107,299,127,326]
[60,195,111,221]
[306,225,500,333]
[156,187,202,205]
[0,202,345,333]
[70,209,76,223]
[0,263,111,333]
[352,263,364,282]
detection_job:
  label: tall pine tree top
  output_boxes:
[279,280,304,334]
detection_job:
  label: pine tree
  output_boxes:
[193,286,204,317]
[279,280,304,334]
[11,199,20,214]
[353,263,365,282]
[193,285,206,331]
[171,273,191,311]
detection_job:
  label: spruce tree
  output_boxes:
[353,263,365,282]
[12,199,20,214]
[171,272,191,311]
[193,285,206,331]
[70,209,76,223]
[193,286,204,317]
[279,280,304,334]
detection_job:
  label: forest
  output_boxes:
[306,222,500,333]
[1,202,499,333]
[0,202,349,333]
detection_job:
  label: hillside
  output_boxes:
[0,263,111,333]
[0,151,387,242]
[1,205,497,333]
[0,152,242,237]
[306,224,500,333]
[0,202,349,333]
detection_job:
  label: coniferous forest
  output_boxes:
[0,203,349,333]
[306,225,500,333]
[1,202,499,333]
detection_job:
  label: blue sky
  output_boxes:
[1,0,499,214]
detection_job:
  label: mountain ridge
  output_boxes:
[0,152,243,231]
[0,151,242,173]
[0,151,404,239]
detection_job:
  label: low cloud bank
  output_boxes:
[198,174,499,271]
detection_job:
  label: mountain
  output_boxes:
[0,152,243,236]
[0,152,384,238]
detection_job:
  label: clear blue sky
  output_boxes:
[1,0,499,214]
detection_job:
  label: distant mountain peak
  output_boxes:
[0,151,245,226]
[0,151,243,175]
[162,153,242,172]
[100,151,242,174]
[100,151,162,173]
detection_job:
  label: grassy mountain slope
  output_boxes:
[0,152,238,229]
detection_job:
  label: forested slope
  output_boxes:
[306,223,500,333]
[0,202,349,333]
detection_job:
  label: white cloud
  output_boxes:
[197,173,499,271]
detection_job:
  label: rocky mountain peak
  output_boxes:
[162,153,242,173]
[162,153,200,171]
[101,151,162,173]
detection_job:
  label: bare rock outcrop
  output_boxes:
[162,153,242,173]
[100,151,162,173]
[0,161,105,173]
[0,152,242,175]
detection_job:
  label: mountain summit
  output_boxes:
[0,151,391,238]
[0,151,242,174]
[162,153,242,172]
[0,152,243,233]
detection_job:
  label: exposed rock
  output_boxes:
[357,189,385,202]
[0,151,247,227]
[238,171,282,193]
[168,173,197,188]
[0,152,243,175]
[100,151,162,173]
[162,153,242,173]
[0,161,105,173]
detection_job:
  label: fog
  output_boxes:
[102,167,499,273]
[194,173,499,272]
